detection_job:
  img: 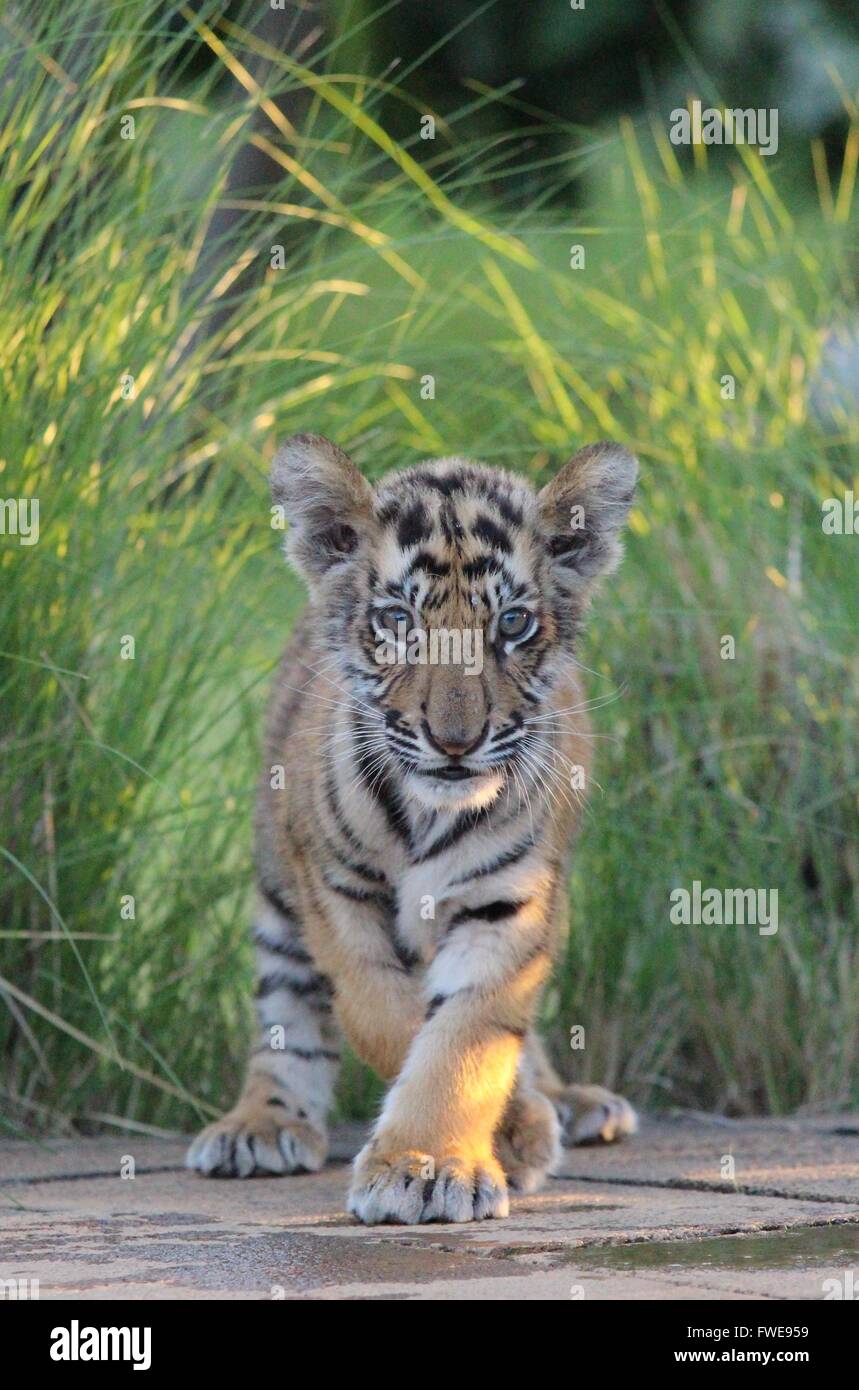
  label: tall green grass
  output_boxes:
[1,2,857,1135]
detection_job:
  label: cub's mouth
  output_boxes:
[420,766,486,782]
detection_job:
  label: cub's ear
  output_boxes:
[270,433,374,581]
[537,441,638,583]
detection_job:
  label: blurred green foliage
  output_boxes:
[356,0,859,190]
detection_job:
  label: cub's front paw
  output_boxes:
[186,1102,327,1177]
[557,1083,638,1146]
[348,1145,509,1225]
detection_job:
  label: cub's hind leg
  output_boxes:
[495,1029,583,1193]
[495,1075,561,1194]
[187,889,340,1177]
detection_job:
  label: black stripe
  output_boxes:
[472,513,512,553]
[414,806,489,863]
[324,766,376,859]
[510,677,541,705]
[495,495,524,528]
[419,1178,437,1217]
[320,871,418,973]
[405,549,450,578]
[491,725,522,746]
[353,723,412,846]
[389,943,421,971]
[397,500,432,548]
[255,1044,339,1062]
[280,1045,340,1062]
[505,578,529,600]
[425,986,469,1020]
[422,587,450,612]
[325,838,387,886]
[462,554,501,579]
[449,835,536,886]
[322,874,395,915]
[529,643,550,678]
[439,500,465,546]
[449,899,529,928]
[408,469,465,498]
[377,501,400,526]
[256,972,333,1003]
[507,941,551,981]
[389,736,418,756]
[256,971,301,999]
[259,880,299,921]
[253,929,312,965]
[374,947,420,974]
[320,874,418,972]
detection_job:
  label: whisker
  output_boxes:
[293,656,382,720]
[518,742,578,819]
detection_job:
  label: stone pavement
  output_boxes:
[2,1114,859,1300]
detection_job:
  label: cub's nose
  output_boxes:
[421,720,487,758]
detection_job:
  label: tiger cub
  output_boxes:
[187,434,639,1224]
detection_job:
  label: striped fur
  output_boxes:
[187,435,639,1220]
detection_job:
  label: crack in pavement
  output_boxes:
[0,1164,185,1187]
[553,1171,859,1206]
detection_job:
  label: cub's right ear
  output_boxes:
[270,433,374,582]
[537,440,638,587]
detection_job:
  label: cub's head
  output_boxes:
[272,435,637,810]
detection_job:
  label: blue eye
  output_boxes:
[499,608,533,640]
[376,606,411,636]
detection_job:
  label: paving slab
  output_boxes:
[1,1115,858,1300]
[557,1113,859,1203]
[0,1125,365,1183]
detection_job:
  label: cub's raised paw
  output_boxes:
[186,1102,327,1177]
[348,1146,509,1225]
[558,1083,638,1146]
[496,1087,561,1193]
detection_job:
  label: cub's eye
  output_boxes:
[375,606,412,637]
[498,608,534,641]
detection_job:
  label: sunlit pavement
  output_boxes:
[3,1115,859,1300]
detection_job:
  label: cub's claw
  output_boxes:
[557,1083,638,1146]
[348,1146,509,1224]
[186,1104,327,1177]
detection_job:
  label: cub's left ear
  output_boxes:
[537,441,639,582]
[270,433,374,584]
